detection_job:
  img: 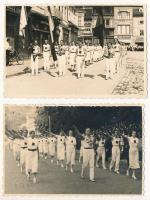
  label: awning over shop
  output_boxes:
[135,37,144,43]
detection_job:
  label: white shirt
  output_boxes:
[128,137,139,149]
[66,136,76,147]
[112,137,120,146]
[43,44,50,52]
[27,137,38,150]
[83,135,94,148]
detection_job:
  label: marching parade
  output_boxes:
[20,38,127,79]
[5,123,141,185]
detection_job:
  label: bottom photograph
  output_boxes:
[4,105,143,195]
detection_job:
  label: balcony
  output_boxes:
[51,7,63,20]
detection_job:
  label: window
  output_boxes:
[118,11,130,19]
[117,25,130,35]
[105,19,110,26]
[140,30,144,36]
[139,20,144,24]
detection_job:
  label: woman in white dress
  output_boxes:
[66,130,76,173]
[124,131,140,180]
[48,135,56,163]
[26,131,39,183]
[56,131,66,168]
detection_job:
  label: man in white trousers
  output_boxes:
[96,135,107,169]
[43,39,51,71]
[81,128,95,182]
[30,40,40,76]
[109,131,121,174]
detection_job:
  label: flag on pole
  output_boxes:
[47,6,54,43]
[19,6,27,37]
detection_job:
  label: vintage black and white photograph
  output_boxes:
[4,105,143,194]
[5,5,146,98]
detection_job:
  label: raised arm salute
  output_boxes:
[123,131,140,180]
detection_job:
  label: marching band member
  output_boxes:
[124,131,140,180]
[56,130,66,168]
[76,42,86,79]
[109,131,121,174]
[81,128,95,182]
[43,39,51,71]
[30,40,40,76]
[69,41,77,71]
[48,134,56,163]
[66,130,76,173]
[96,135,107,169]
[26,131,39,183]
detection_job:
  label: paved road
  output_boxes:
[4,148,142,194]
[5,54,130,98]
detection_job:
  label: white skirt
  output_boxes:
[57,145,65,160]
[129,148,140,169]
[26,150,38,173]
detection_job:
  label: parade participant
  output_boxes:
[56,130,66,168]
[20,130,28,173]
[79,137,84,163]
[30,40,40,76]
[66,130,76,173]
[81,128,95,182]
[43,136,49,159]
[6,38,11,65]
[123,131,140,180]
[48,134,56,163]
[69,41,77,71]
[84,42,90,66]
[13,137,21,167]
[38,136,44,158]
[113,38,121,73]
[76,42,86,79]
[109,131,121,174]
[105,44,115,80]
[58,40,66,77]
[64,42,70,68]
[99,44,103,61]
[54,42,59,69]
[96,134,107,169]
[26,131,39,183]
[43,39,51,71]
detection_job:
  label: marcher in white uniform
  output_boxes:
[114,39,121,73]
[79,139,84,163]
[109,132,121,174]
[13,137,21,167]
[38,136,44,158]
[81,128,95,182]
[20,130,28,173]
[58,41,66,77]
[96,135,107,169]
[30,40,40,76]
[69,41,77,71]
[85,43,90,66]
[43,137,49,159]
[124,131,140,180]
[48,135,56,163]
[56,131,66,168]
[105,45,115,80]
[76,42,86,78]
[43,39,51,71]
[66,130,76,173]
[26,131,39,183]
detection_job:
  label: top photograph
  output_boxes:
[4,5,146,98]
